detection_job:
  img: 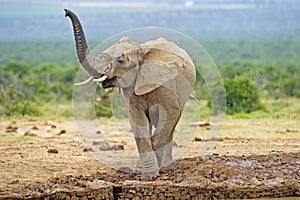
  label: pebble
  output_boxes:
[98,141,112,151]
[83,147,94,152]
[48,149,58,154]
[8,180,19,184]
[24,131,37,137]
[118,167,133,174]
[112,145,124,151]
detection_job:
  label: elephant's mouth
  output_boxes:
[102,76,117,89]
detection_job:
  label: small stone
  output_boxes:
[56,130,66,135]
[32,125,39,130]
[24,131,37,137]
[6,125,13,129]
[96,130,102,134]
[112,145,124,151]
[92,141,101,145]
[6,126,18,133]
[118,167,133,174]
[99,142,112,151]
[51,124,57,128]
[8,180,19,184]
[194,137,202,142]
[83,147,94,152]
[48,149,58,154]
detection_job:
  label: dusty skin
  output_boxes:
[0,118,299,199]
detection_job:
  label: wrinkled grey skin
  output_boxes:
[65,9,196,179]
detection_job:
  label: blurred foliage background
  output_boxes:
[1,51,299,118]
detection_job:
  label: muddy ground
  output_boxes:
[0,119,299,199]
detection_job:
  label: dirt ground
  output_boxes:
[0,119,299,199]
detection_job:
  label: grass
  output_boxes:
[41,102,74,119]
[1,97,299,140]
[0,134,34,142]
[231,98,300,120]
[3,97,300,122]
[193,98,300,139]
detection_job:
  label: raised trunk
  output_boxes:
[64,9,100,77]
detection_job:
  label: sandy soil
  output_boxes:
[0,119,299,199]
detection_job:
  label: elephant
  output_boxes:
[65,9,196,179]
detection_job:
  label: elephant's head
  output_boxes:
[65,9,195,95]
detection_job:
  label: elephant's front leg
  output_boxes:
[128,98,159,179]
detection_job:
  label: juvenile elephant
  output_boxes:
[65,9,196,179]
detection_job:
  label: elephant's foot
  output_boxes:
[160,162,177,172]
[141,169,159,180]
[160,141,175,168]
[139,151,160,180]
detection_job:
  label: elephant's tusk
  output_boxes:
[93,75,108,82]
[74,76,94,86]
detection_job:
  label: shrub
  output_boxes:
[95,103,112,118]
[8,101,41,116]
[224,78,264,114]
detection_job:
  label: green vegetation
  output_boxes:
[0,134,34,142]
[0,61,77,117]
[220,63,300,99]
[0,40,299,119]
[224,78,264,114]
[1,59,299,119]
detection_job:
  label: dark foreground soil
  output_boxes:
[0,119,299,199]
[5,152,299,200]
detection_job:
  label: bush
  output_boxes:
[0,84,41,116]
[8,101,41,116]
[224,78,264,114]
[95,103,112,118]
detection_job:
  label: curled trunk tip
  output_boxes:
[64,9,69,17]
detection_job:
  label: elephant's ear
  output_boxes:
[134,63,178,95]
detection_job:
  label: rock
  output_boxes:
[48,149,58,154]
[96,130,102,134]
[24,131,37,137]
[56,130,66,135]
[212,153,220,157]
[32,125,39,130]
[83,147,94,152]
[98,142,112,151]
[189,121,211,127]
[45,121,57,128]
[6,126,18,133]
[286,128,298,133]
[112,145,124,151]
[8,180,19,184]
[117,167,133,174]
[92,141,101,145]
[194,137,202,142]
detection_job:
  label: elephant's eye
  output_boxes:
[116,57,125,64]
